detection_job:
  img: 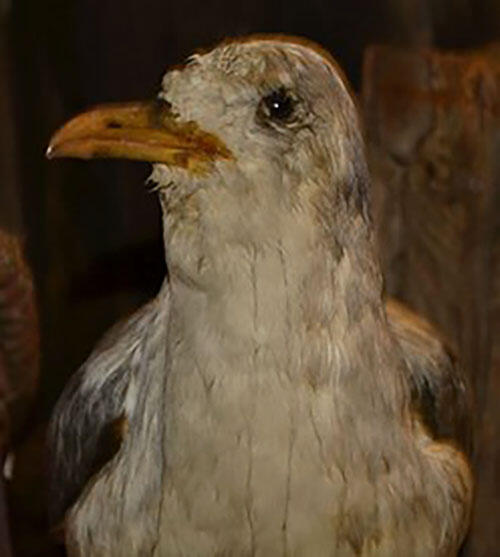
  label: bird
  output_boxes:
[46,36,473,556]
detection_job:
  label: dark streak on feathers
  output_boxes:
[46,301,156,527]
[387,299,473,457]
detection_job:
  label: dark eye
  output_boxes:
[260,87,297,123]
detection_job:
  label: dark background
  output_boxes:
[1,0,499,555]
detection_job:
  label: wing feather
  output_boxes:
[386,298,473,456]
[47,298,159,526]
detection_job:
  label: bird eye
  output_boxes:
[259,87,298,124]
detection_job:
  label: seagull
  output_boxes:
[46,36,473,556]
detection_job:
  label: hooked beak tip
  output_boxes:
[46,145,55,159]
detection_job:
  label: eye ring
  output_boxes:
[258,87,299,125]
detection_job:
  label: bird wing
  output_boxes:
[47,290,472,529]
[47,295,161,527]
[386,298,473,456]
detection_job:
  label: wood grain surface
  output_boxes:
[363,44,500,556]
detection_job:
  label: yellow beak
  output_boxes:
[47,100,232,173]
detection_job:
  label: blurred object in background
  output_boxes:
[363,43,500,556]
[0,232,39,445]
[1,2,41,554]
[386,0,433,45]
[0,233,40,557]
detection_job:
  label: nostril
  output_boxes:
[107,121,122,129]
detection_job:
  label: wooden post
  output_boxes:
[362,44,499,555]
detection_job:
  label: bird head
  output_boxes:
[48,37,372,283]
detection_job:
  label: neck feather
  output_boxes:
[160,184,407,424]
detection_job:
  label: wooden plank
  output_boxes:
[363,44,500,556]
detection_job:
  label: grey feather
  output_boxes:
[47,296,161,526]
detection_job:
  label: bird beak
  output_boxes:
[46,100,232,173]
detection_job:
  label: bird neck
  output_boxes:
[160,187,406,420]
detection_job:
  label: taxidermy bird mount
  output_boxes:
[46,36,473,556]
